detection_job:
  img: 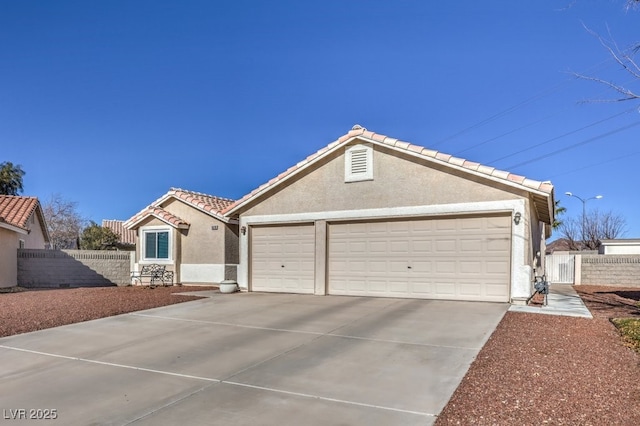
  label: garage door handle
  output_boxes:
[407,266,412,269]
[281,265,285,268]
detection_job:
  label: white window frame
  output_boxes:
[141,226,173,264]
[18,239,25,249]
[345,143,374,182]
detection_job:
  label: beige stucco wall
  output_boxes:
[236,141,549,302]
[0,210,47,288]
[23,212,47,248]
[225,225,239,264]
[242,144,525,217]
[131,199,239,284]
[133,216,179,273]
[159,198,233,265]
[0,227,19,287]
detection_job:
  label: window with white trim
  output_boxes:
[345,144,373,182]
[142,228,171,261]
[19,239,25,249]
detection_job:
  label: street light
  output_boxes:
[565,191,603,249]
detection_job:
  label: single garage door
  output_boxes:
[251,224,315,293]
[328,215,511,302]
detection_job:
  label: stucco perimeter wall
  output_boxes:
[580,255,640,287]
[18,249,133,288]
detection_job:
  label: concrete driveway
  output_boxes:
[0,293,507,425]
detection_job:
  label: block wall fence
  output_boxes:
[17,249,133,288]
[577,255,640,287]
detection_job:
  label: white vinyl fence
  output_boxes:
[545,254,575,284]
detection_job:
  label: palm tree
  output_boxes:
[552,199,566,230]
[0,162,25,195]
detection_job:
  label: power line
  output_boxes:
[453,113,554,156]
[547,151,640,179]
[429,80,573,149]
[505,120,640,170]
[487,107,636,165]
[430,58,617,150]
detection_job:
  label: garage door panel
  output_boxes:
[328,216,511,302]
[487,237,510,252]
[460,239,483,252]
[251,224,315,294]
[412,240,432,253]
[436,239,456,252]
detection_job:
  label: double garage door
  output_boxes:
[251,215,511,302]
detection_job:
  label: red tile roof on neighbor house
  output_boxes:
[124,188,236,230]
[223,125,555,223]
[0,195,50,241]
[102,220,137,245]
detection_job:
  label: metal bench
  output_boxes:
[131,264,174,286]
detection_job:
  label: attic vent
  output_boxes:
[350,149,368,174]
[345,144,373,182]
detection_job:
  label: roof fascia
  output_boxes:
[0,221,28,234]
[125,212,189,230]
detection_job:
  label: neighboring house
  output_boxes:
[224,125,555,304]
[545,238,572,254]
[124,188,238,284]
[102,219,136,249]
[0,195,50,288]
[599,239,640,255]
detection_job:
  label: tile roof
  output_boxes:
[102,220,137,245]
[124,188,236,230]
[0,195,50,241]
[163,188,236,218]
[223,125,555,223]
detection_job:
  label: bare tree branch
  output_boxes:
[42,194,88,250]
[574,23,640,102]
[559,209,627,251]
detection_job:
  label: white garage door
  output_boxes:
[328,215,511,302]
[251,224,315,293]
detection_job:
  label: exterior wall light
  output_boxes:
[514,212,522,225]
[240,226,247,235]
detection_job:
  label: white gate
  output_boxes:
[545,254,575,284]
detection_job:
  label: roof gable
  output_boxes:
[124,188,237,230]
[0,195,50,241]
[223,125,555,224]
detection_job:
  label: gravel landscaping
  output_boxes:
[0,285,215,338]
[436,285,640,425]
[1,284,639,424]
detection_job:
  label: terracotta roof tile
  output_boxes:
[125,188,236,229]
[407,144,424,154]
[491,170,510,180]
[125,206,189,229]
[166,188,235,214]
[102,220,136,245]
[435,152,452,162]
[477,165,496,175]
[0,195,49,241]
[448,157,466,167]
[223,125,555,217]
[0,195,38,230]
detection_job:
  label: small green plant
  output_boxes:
[611,318,640,353]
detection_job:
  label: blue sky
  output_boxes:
[2,1,639,239]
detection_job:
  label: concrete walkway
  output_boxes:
[508,284,592,318]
